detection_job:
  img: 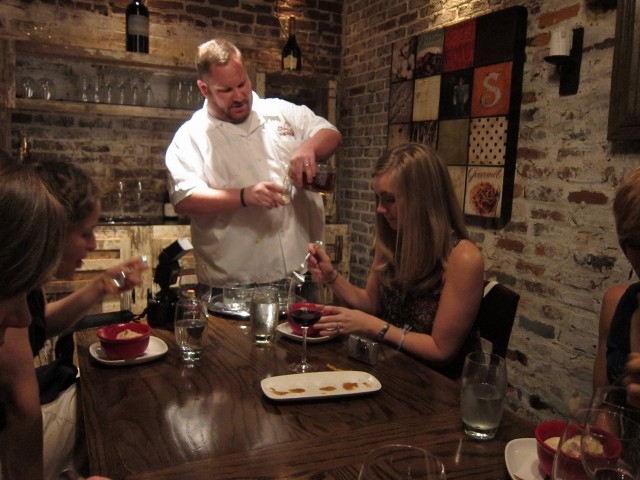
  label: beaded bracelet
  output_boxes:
[325,270,339,285]
[397,324,411,350]
[240,188,247,207]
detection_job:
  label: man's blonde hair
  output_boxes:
[196,38,242,79]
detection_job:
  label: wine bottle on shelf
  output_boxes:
[18,130,30,162]
[281,16,302,71]
[126,0,149,53]
[163,191,178,223]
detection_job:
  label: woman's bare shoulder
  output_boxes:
[603,283,629,305]
[450,239,484,267]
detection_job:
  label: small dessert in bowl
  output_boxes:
[96,322,152,360]
[535,418,621,479]
[535,420,570,477]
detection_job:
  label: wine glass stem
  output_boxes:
[301,326,308,365]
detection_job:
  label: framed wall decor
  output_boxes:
[388,6,528,228]
[607,0,640,141]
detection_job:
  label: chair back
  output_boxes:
[475,280,520,358]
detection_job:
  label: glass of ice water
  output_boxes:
[250,287,279,345]
[174,289,209,365]
[460,351,507,440]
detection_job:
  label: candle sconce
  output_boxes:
[544,27,584,96]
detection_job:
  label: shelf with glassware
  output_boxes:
[8,39,200,119]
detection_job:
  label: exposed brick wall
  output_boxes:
[0,0,341,216]
[3,0,640,424]
[340,0,640,422]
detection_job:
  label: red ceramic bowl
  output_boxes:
[287,302,322,337]
[96,322,152,360]
[535,420,568,477]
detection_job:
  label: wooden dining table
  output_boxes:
[75,313,534,479]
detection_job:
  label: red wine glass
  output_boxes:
[287,273,326,373]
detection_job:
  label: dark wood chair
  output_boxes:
[475,280,520,358]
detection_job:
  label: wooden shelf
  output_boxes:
[15,40,193,73]
[14,97,194,120]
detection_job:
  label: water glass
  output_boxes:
[358,444,446,480]
[250,287,279,345]
[460,351,507,440]
[223,283,249,311]
[174,290,210,364]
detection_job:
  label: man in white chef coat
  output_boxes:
[165,38,341,289]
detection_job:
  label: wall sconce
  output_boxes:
[544,27,584,96]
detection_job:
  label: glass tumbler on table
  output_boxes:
[287,272,326,373]
[174,289,210,365]
[460,351,507,440]
[358,444,446,480]
[250,286,279,345]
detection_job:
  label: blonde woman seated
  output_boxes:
[309,143,485,378]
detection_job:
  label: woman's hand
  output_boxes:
[101,256,149,295]
[307,244,336,284]
[316,305,379,337]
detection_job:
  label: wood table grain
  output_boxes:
[75,315,533,479]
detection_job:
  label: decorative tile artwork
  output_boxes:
[388,6,528,228]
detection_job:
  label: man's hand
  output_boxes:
[289,143,316,187]
[244,181,286,209]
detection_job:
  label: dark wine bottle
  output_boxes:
[281,16,301,71]
[18,130,30,162]
[126,0,149,53]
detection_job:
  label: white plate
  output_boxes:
[276,322,337,343]
[89,336,168,366]
[261,370,381,401]
[504,438,545,480]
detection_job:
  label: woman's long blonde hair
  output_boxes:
[374,143,469,294]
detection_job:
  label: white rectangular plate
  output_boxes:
[261,370,381,401]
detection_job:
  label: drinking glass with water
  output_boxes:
[460,351,507,440]
[174,289,210,364]
[250,287,279,345]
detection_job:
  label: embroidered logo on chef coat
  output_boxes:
[264,116,295,137]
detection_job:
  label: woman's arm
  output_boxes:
[307,243,379,313]
[0,328,43,480]
[317,240,485,365]
[44,257,147,338]
[390,239,484,363]
[593,284,628,391]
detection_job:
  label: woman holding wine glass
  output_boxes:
[308,143,485,379]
